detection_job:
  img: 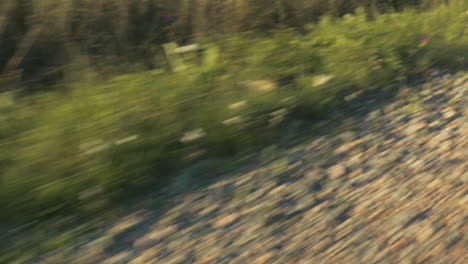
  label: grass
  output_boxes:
[0,0,467,230]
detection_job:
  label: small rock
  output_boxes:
[338,131,358,142]
[102,251,133,264]
[346,153,363,168]
[304,201,329,220]
[347,168,363,180]
[245,189,266,203]
[268,185,287,196]
[133,225,178,248]
[428,120,441,128]
[335,227,352,240]
[131,244,163,263]
[334,139,363,155]
[295,194,317,211]
[304,170,326,189]
[367,109,382,120]
[107,214,145,235]
[415,222,433,243]
[305,136,326,151]
[328,164,347,179]
[311,237,333,253]
[404,122,427,136]
[452,77,466,86]
[442,109,457,119]
[393,211,416,227]
[213,213,239,229]
[198,204,219,216]
[252,252,275,264]
[74,249,105,264]
[389,237,410,252]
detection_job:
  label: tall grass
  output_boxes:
[1,1,466,225]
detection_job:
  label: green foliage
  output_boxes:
[0,0,452,87]
[0,1,467,226]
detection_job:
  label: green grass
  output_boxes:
[0,1,467,227]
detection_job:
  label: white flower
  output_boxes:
[114,135,139,145]
[270,108,288,117]
[222,116,243,126]
[80,139,110,155]
[269,115,285,127]
[180,128,207,143]
[313,74,334,87]
[243,80,278,92]
[228,100,247,110]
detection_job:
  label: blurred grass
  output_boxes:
[0,1,467,228]
[0,0,453,85]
